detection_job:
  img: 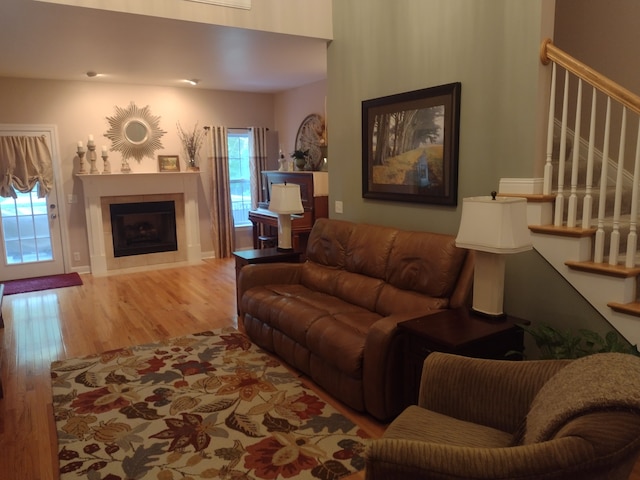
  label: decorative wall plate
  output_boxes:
[105,102,166,161]
[295,113,326,170]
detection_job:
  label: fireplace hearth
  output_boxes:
[110,201,178,257]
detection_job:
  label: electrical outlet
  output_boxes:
[73,252,80,261]
[335,200,343,214]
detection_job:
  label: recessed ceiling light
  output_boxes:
[86,71,98,78]
[187,79,199,86]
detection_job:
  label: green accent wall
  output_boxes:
[326,0,621,354]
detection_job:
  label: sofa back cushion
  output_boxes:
[305,218,353,269]
[302,219,468,314]
[386,230,467,297]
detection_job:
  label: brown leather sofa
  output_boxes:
[237,218,474,421]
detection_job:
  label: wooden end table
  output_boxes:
[233,248,302,315]
[398,308,524,408]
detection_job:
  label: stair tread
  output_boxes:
[608,301,640,317]
[565,260,640,278]
[530,224,596,237]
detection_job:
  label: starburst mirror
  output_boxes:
[105,102,166,161]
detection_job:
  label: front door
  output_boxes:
[0,127,65,281]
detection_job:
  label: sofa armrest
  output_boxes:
[237,263,303,316]
[365,436,597,480]
[417,352,571,433]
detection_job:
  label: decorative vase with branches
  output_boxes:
[177,122,205,170]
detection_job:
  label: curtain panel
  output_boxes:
[0,135,54,198]
[207,126,234,258]
[249,127,269,209]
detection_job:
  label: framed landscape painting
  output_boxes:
[158,155,180,172]
[362,82,461,206]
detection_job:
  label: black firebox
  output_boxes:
[110,201,178,257]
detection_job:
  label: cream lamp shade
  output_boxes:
[455,194,532,318]
[268,183,304,251]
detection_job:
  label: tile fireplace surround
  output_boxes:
[78,172,201,275]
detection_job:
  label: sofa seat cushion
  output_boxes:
[243,284,381,378]
[306,311,381,378]
[385,405,513,448]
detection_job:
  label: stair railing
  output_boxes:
[541,39,640,267]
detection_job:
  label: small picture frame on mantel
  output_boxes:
[158,155,180,172]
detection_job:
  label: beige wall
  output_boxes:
[0,77,325,267]
[554,0,640,94]
[37,0,333,39]
[274,80,327,159]
[553,0,640,173]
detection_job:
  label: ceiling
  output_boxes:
[0,0,328,93]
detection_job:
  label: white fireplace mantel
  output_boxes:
[78,172,202,275]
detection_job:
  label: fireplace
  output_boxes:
[110,201,178,257]
[78,172,201,275]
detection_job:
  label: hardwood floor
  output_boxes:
[0,259,384,480]
[1,257,639,479]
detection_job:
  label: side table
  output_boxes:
[398,308,524,409]
[233,248,302,315]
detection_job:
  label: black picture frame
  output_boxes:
[362,82,461,206]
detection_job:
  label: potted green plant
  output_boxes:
[510,322,640,359]
[291,149,309,170]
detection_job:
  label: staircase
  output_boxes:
[506,40,640,347]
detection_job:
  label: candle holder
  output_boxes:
[121,158,131,174]
[76,146,87,174]
[87,141,99,174]
[101,152,111,174]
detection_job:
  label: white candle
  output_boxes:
[77,141,82,148]
[102,145,107,153]
[88,134,94,142]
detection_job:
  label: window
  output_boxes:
[0,186,53,264]
[227,131,252,227]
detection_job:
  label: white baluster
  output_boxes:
[608,107,627,266]
[594,98,612,264]
[554,70,570,227]
[581,87,597,229]
[625,122,640,268]
[543,63,557,196]
[567,78,583,228]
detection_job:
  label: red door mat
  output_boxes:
[2,272,83,295]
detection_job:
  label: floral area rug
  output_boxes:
[51,327,368,480]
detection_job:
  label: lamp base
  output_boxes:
[276,214,294,250]
[469,307,507,322]
[471,251,507,318]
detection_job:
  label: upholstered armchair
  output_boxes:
[365,351,640,480]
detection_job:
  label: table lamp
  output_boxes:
[268,182,304,251]
[455,192,532,318]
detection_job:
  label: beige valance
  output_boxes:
[0,135,53,198]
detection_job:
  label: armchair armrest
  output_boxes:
[365,436,596,480]
[418,352,571,433]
